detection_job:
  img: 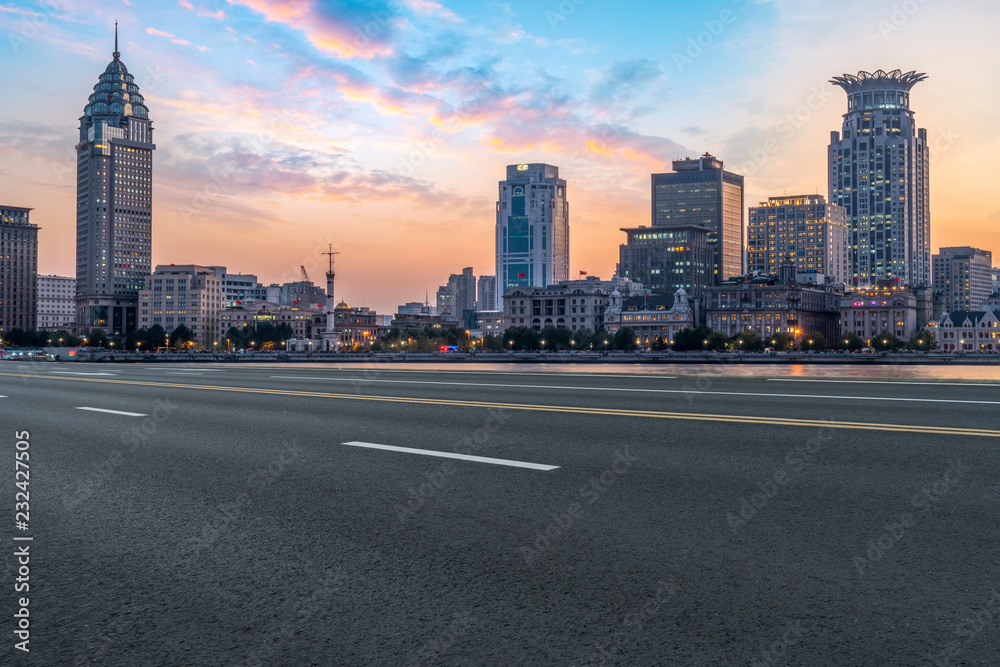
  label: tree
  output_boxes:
[124,329,144,351]
[482,334,504,352]
[731,332,765,352]
[87,329,109,348]
[571,327,593,351]
[908,329,936,351]
[799,333,828,351]
[613,326,638,351]
[834,332,865,352]
[592,328,613,351]
[672,325,716,351]
[873,332,904,352]
[144,324,167,349]
[170,324,194,349]
[651,336,669,351]
[502,326,540,351]
[765,332,796,351]
[704,332,728,351]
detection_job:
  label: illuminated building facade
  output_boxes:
[706,274,841,341]
[603,288,696,346]
[138,265,223,348]
[495,164,570,307]
[75,26,155,336]
[651,154,744,283]
[618,225,715,298]
[838,283,919,343]
[932,246,993,314]
[748,195,849,283]
[828,69,930,288]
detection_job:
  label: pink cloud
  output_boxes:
[230,0,394,58]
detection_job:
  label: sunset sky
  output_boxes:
[1,0,998,313]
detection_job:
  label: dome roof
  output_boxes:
[336,301,350,309]
[83,26,149,120]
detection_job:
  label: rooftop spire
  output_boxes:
[113,21,119,59]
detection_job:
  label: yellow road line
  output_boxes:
[3,371,999,438]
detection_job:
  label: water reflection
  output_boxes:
[170,360,1000,380]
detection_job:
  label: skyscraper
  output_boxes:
[748,195,849,283]
[476,275,497,312]
[75,25,155,336]
[0,206,38,333]
[829,69,930,288]
[650,154,744,283]
[933,246,994,313]
[495,164,569,307]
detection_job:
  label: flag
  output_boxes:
[580,270,588,276]
[235,300,242,305]
[518,272,526,278]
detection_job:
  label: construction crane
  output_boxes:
[300,265,310,283]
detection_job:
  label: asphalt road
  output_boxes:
[2,362,999,666]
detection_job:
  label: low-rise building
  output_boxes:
[502,275,642,332]
[139,265,224,348]
[334,301,386,349]
[218,301,325,345]
[936,309,999,352]
[839,283,920,343]
[604,288,696,346]
[706,273,841,340]
[37,274,75,331]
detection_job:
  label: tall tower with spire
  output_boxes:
[75,23,156,336]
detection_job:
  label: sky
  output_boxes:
[1,0,998,314]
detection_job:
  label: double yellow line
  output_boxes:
[4,371,1000,438]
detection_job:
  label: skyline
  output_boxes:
[2,0,999,314]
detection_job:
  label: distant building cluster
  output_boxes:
[1,41,997,357]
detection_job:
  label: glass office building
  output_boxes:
[495,164,569,308]
[650,154,744,284]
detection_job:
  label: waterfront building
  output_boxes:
[37,275,76,331]
[748,195,849,283]
[502,276,641,332]
[138,265,223,348]
[0,206,38,333]
[604,288,696,346]
[829,69,930,287]
[618,225,715,299]
[651,154,744,283]
[495,164,570,306]
[838,281,920,343]
[75,26,155,336]
[932,246,994,314]
[936,309,999,353]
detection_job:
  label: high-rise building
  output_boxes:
[0,206,38,333]
[618,225,715,298]
[495,164,569,306]
[991,266,1000,295]
[436,268,476,318]
[75,26,155,336]
[138,265,223,348]
[932,246,994,313]
[748,195,849,283]
[829,69,930,288]
[37,275,76,331]
[650,154,744,283]
[477,275,497,312]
